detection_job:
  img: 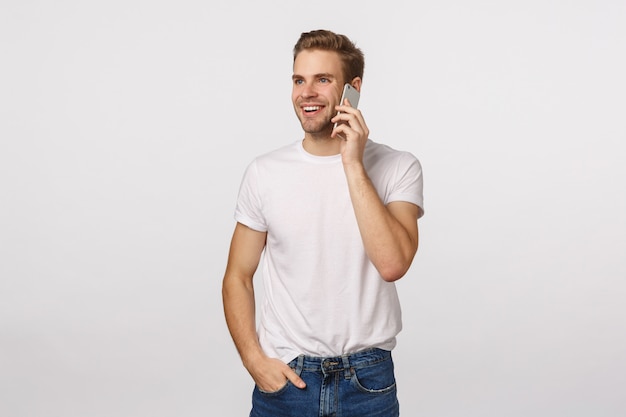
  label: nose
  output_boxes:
[301,83,317,99]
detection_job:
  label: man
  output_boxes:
[222,29,424,417]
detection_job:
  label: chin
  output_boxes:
[301,120,332,135]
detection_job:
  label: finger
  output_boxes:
[340,106,366,133]
[331,123,348,140]
[332,112,360,130]
[335,103,358,115]
[335,105,368,135]
[334,119,362,139]
[285,367,306,389]
[353,111,368,134]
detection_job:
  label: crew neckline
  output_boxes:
[297,139,342,164]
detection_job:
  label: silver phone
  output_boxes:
[333,83,360,130]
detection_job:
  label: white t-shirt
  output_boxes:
[235,139,424,363]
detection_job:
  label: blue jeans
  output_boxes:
[250,348,399,417]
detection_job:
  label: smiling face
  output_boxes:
[292,49,346,139]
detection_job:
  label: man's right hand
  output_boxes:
[247,356,306,392]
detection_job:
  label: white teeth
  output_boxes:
[303,106,320,112]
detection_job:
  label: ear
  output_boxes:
[350,77,362,92]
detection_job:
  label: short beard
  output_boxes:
[300,116,333,137]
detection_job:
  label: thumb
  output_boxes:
[285,367,306,389]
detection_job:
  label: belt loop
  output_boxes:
[341,353,351,379]
[295,354,305,376]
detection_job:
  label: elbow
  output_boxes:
[375,249,417,282]
[377,262,411,282]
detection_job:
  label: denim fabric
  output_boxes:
[250,348,399,417]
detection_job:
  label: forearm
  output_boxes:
[344,163,418,282]
[222,274,266,369]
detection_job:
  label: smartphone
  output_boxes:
[333,83,360,130]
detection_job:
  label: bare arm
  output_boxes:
[333,102,420,282]
[344,167,419,281]
[222,222,306,390]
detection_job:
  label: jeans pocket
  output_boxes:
[256,380,290,396]
[351,358,396,394]
[255,359,301,396]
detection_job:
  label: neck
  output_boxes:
[302,135,341,156]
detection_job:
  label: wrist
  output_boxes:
[342,160,367,178]
[242,348,267,371]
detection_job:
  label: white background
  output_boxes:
[1,0,625,416]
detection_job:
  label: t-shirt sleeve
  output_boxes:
[388,152,425,218]
[234,160,268,232]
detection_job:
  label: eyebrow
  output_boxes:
[292,73,337,80]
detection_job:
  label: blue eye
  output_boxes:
[294,79,304,85]
[319,78,329,83]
